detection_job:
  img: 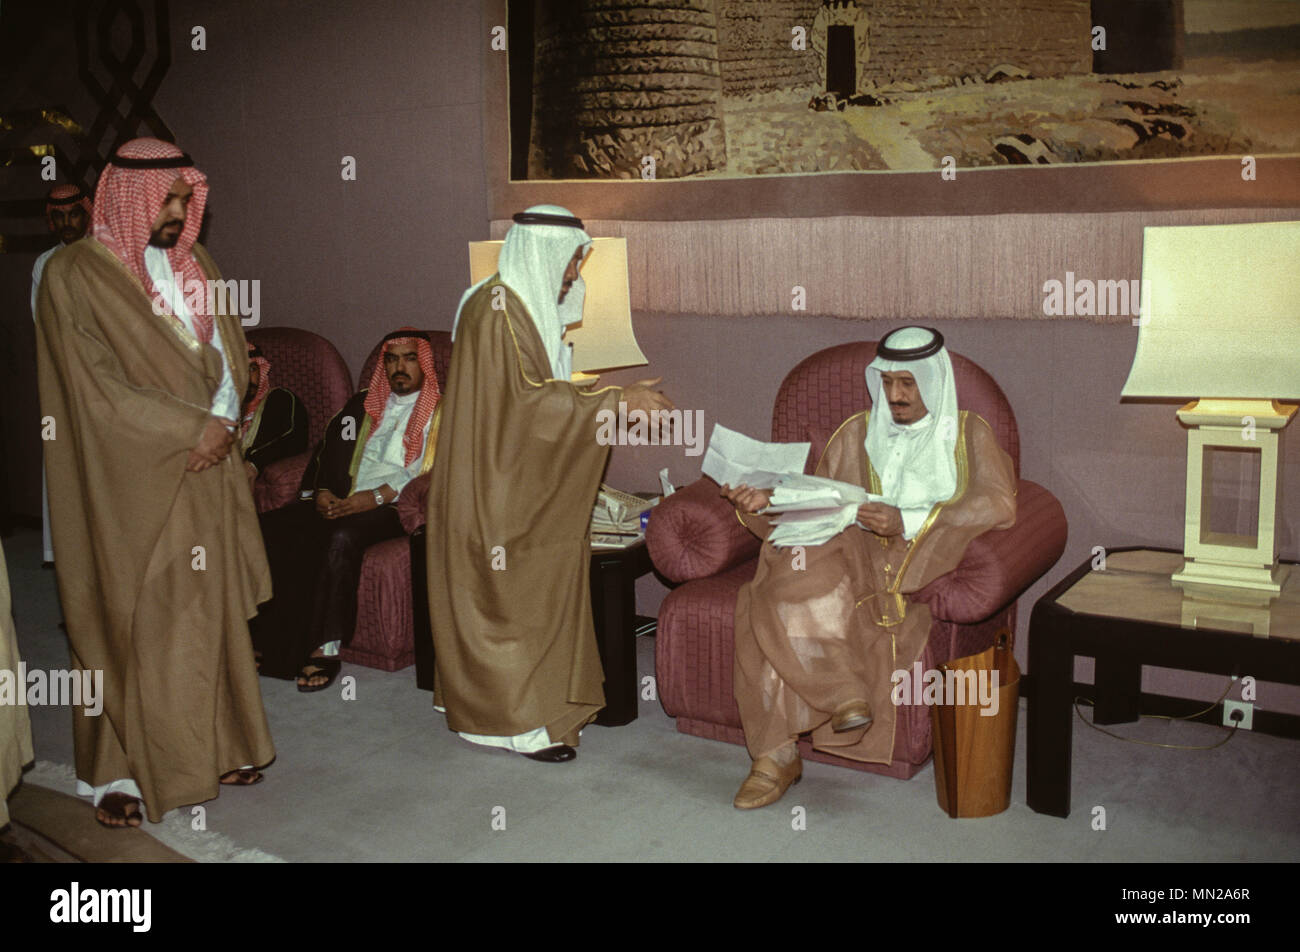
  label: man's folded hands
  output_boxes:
[186,416,236,472]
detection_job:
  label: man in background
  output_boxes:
[0,538,35,860]
[239,341,309,488]
[30,184,92,566]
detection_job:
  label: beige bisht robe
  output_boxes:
[1,539,34,828]
[428,280,620,744]
[35,239,274,823]
[734,410,1016,764]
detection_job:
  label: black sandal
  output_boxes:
[219,768,264,786]
[95,792,144,828]
[296,657,341,693]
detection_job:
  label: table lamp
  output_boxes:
[468,236,647,381]
[1121,220,1300,594]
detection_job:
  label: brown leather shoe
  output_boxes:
[831,699,874,732]
[733,754,802,810]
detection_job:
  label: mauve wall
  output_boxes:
[155,0,488,370]
[3,2,1296,715]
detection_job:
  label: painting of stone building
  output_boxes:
[507,0,1300,180]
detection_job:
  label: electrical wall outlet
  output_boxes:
[1223,699,1254,730]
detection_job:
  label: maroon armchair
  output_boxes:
[645,342,1068,779]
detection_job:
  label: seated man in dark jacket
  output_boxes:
[240,342,309,484]
[249,329,441,691]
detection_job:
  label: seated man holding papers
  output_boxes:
[713,327,1017,809]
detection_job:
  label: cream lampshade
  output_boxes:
[468,236,647,377]
[1122,220,1300,593]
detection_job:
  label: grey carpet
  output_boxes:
[6,527,1297,862]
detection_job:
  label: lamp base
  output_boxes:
[1172,558,1286,594]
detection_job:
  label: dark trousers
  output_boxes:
[250,500,404,679]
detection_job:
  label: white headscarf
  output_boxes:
[453,204,592,379]
[863,326,959,511]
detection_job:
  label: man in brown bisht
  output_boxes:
[35,137,273,827]
[722,327,1017,808]
[0,538,35,859]
[428,205,673,763]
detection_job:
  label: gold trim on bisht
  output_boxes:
[495,279,620,397]
[853,410,974,627]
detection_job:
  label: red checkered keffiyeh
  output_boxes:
[92,137,214,343]
[45,184,92,228]
[241,342,272,434]
[363,329,441,466]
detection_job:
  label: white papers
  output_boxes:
[701,424,809,489]
[659,468,676,497]
[765,474,875,512]
[701,425,893,548]
[766,474,888,548]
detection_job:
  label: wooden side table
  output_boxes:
[1026,547,1300,817]
[409,528,654,727]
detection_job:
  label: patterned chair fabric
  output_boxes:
[646,342,1067,779]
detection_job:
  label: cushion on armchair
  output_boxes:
[912,479,1067,625]
[645,478,762,583]
[253,451,312,513]
[396,472,431,536]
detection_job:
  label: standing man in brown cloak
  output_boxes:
[722,327,1017,808]
[428,205,673,762]
[35,137,274,827]
[1,538,35,858]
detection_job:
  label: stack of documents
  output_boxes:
[591,484,657,548]
[701,424,887,547]
[766,474,883,547]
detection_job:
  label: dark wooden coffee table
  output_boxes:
[1026,547,1300,817]
[409,529,653,727]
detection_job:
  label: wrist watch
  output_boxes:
[373,488,384,506]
